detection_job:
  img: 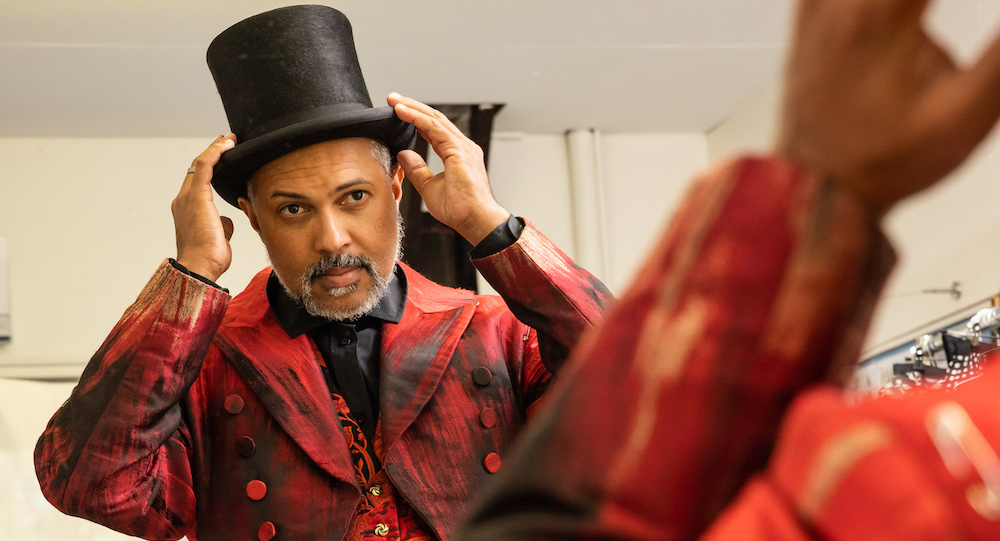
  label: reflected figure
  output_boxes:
[33,6,610,541]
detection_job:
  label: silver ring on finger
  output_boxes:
[187,166,197,174]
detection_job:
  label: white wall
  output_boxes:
[0,137,270,378]
[865,132,1000,354]
[600,133,709,292]
[487,133,577,256]
[484,132,708,294]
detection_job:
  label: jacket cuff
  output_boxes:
[168,258,229,294]
[469,215,524,259]
[745,155,896,384]
[135,259,232,319]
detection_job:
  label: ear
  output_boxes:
[237,196,262,234]
[390,164,405,208]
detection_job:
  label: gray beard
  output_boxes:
[275,212,404,321]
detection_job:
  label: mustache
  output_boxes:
[306,253,378,281]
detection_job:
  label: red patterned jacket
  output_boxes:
[35,223,610,541]
[461,157,898,540]
[463,157,1000,541]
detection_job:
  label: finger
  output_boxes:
[945,28,1000,147]
[394,103,463,153]
[221,216,235,241]
[396,150,435,191]
[915,35,957,80]
[388,92,441,119]
[178,134,224,193]
[962,22,1000,108]
[188,133,236,187]
[887,0,931,26]
[829,0,928,32]
[393,100,461,139]
[386,91,404,107]
[389,93,464,138]
[187,134,232,177]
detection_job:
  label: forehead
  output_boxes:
[252,137,384,191]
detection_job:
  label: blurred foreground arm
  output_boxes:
[462,156,894,541]
[462,0,1000,539]
[779,0,1000,215]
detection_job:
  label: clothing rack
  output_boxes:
[850,296,1000,397]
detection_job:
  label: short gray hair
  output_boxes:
[246,138,395,205]
[369,139,393,178]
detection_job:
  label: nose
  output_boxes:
[313,209,351,255]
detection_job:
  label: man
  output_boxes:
[34,6,610,541]
[460,0,1000,540]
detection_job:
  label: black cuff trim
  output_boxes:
[469,215,524,259]
[168,259,229,293]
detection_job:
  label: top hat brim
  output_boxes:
[211,106,416,207]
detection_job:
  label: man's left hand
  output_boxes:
[388,93,510,246]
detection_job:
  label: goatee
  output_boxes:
[275,212,404,321]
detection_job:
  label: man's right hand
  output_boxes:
[778,0,1000,216]
[172,134,237,282]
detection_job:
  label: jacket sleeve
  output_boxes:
[473,221,614,376]
[34,260,230,540]
[461,156,896,541]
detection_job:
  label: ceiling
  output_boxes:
[2,1,998,137]
[0,0,799,137]
[3,0,1000,138]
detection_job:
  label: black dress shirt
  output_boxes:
[267,265,406,448]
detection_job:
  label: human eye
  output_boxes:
[344,190,367,204]
[279,203,304,216]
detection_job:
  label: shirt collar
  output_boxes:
[267,265,407,338]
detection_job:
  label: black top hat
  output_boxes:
[207,5,415,207]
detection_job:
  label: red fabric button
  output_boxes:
[247,480,267,501]
[237,436,256,458]
[258,521,276,541]
[484,452,501,473]
[480,407,498,428]
[472,367,493,386]
[225,394,245,415]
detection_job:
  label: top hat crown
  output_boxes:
[206,5,415,207]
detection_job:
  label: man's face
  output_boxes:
[238,137,404,320]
